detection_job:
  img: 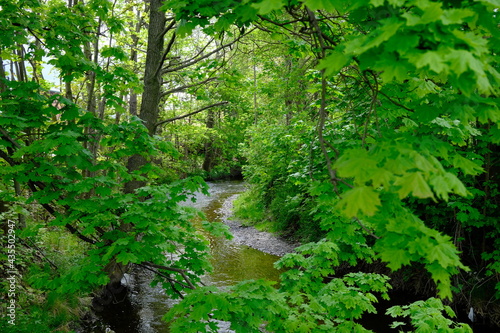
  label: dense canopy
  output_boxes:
[1,0,499,331]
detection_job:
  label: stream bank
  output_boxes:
[80,180,297,332]
[217,193,299,257]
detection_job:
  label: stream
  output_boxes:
[79,180,488,333]
[84,180,292,332]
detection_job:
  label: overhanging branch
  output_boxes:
[160,76,219,98]
[0,127,97,245]
[161,28,256,75]
[142,261,196,289]
[154,101,228,130]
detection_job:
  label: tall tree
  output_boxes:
[165,0,500,331]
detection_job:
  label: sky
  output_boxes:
[41,59,60,89]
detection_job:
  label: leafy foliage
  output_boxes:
[0,0,232,329]
[166,0,499,330]
[1,0,499,331]
[387,298,473,332]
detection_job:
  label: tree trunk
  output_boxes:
[123,0,166,194]
[138,0,166,135]
[202,109,215,173]
[102,0,167,293]
[129,5,143,116]
[0,57,6,92]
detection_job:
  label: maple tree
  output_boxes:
[1,0,499,331]
[166,0,500,331]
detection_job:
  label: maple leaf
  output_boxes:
[317,51,351,76]
[394,172,435,200]
[303,0,338,12]
[378,247,411,271]
[428,242,458,269]
[116,251,138,265]
[414,51,447,74]
[251,0,284,15]
[336,186,381,217]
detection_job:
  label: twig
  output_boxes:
[162,28,256,75]
[143,261,196,289]
[153,20,177,79]
[354,217,380,239]
[160,77,219,98]
[20,238,59,269]
[154,101,228,130]
[378,90,414,112]
[135,263,186,299]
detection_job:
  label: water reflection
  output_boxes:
[89,180,283,332]
[196,181,283,287]
[204,242,282,287]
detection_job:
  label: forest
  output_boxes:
[0,0,499,332]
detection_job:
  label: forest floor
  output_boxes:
[219,194,300,257]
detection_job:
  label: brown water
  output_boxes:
[86,180,283,332]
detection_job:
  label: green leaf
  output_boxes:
[336,186,381,217]
[60,106,80,121]
[177,19,198,36]
[303,0,338,12]
[428,242,457,269]
[213,16,232,32]
[476,104,500,124]
[359,19,403,54]
[334,148,377,182]
[478,0,500,6]
[376,55,411,82]
[95,186,112,196]
[115,252,138,265]
[429,175,450,201]
[251,0,284,14]
[370,168,394,188]
[394,172,434,200]
[403,1,443,25]
[101,46,127,60]
[414,51,447,74]
[317,51,351,76]
[445,49,485,77]
[426,262,452,299]
[451,154,484,176]
[441,8,476,25]
[379,247,411,271]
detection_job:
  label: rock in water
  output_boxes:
[468,307,475,322]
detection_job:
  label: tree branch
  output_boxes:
[354,217,380,239]
[135,263,187,298]
[25,180,98,244]
[378,90,414,112]
[154,20,177,79]
[142,261,196,289]
[154,101,228,130]
[0,129,97,245]
[161,29,256,75]
[160,76,219,98]
[0,126,21,149]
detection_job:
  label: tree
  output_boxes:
[165,0,500,331]
[0,0,233,330]
[1,0,499,331]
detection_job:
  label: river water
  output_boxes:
[80,180,486,332]
[88,180,284,332]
